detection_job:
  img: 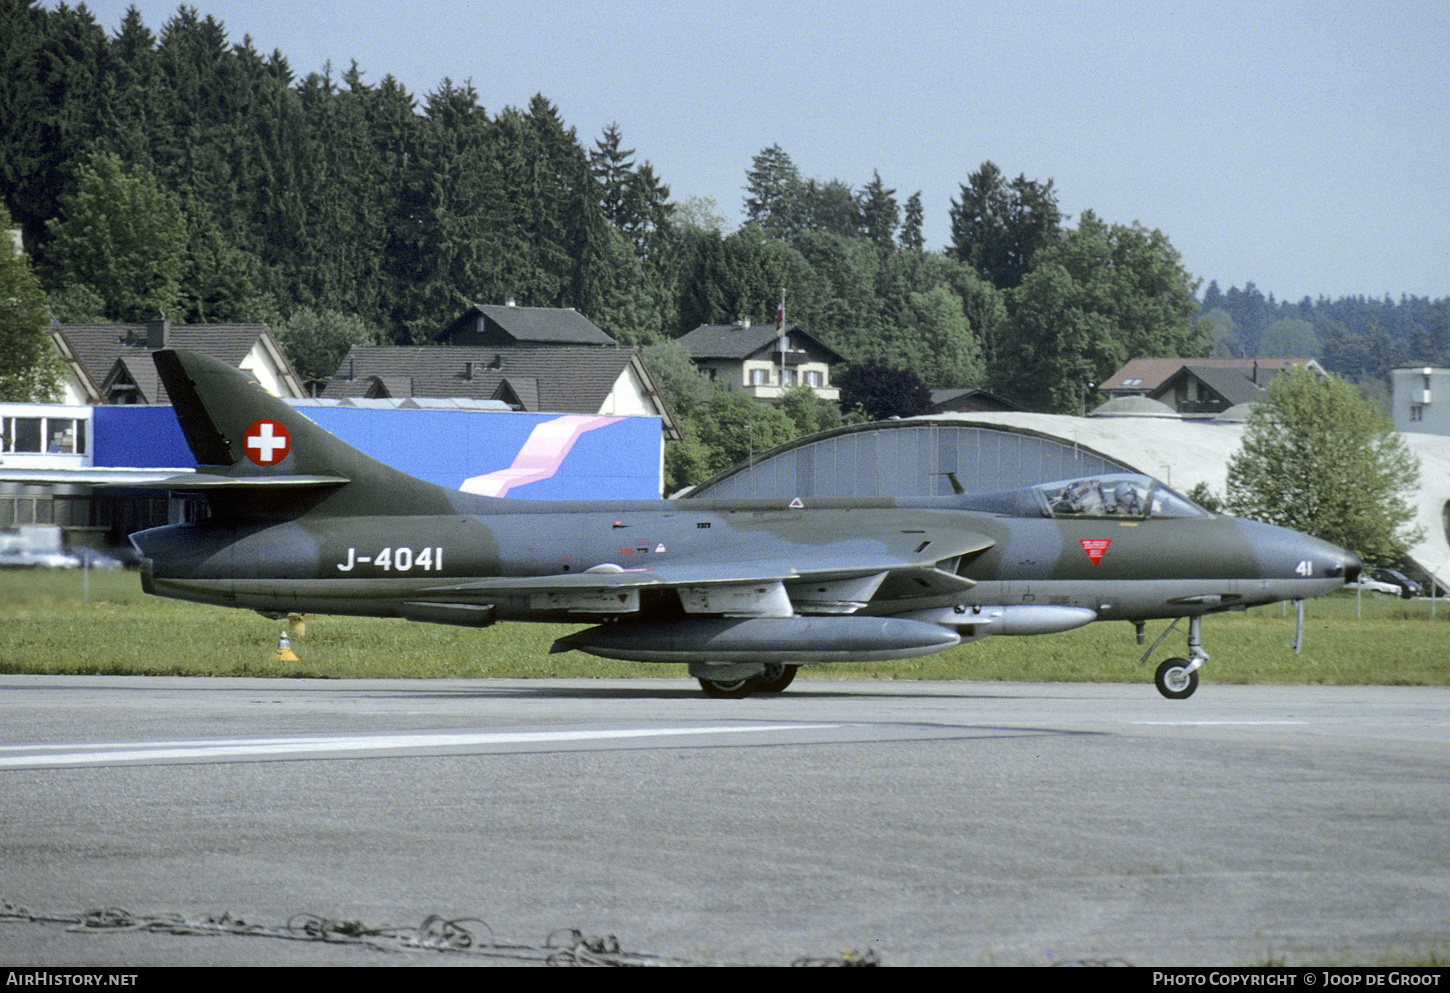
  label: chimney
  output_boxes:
[146,320,170,349]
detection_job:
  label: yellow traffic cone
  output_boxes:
[270,632,298,662]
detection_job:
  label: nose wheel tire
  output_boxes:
[1154,657,1199,700]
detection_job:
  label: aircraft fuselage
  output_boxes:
[134,495,1354,630]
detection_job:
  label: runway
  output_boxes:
[1,674,1447,966]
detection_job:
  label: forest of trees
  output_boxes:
[1198,283,1450,409]
[4,1,1445,437]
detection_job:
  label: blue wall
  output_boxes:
[92,405,662,500]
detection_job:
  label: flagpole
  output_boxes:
[775,287,786,397]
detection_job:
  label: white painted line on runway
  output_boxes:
[1131,721,1310,726]
[0,724,837,769]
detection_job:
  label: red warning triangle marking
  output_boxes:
[1079,539,1112,565]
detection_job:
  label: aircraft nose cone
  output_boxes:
[1340,549,1364,586]
[1242,519,1361,586]
[1306,535,1360,585]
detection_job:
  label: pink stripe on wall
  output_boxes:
[460,415,622,497]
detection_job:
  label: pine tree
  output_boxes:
[899,192,924,251]
[948,161,1062,290]
[858,171,898,250]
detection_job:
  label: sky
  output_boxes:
[63,0,1450,303]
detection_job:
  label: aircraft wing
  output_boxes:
[148,472,350,492]
[418,529,993,616]
[0,467,348,491]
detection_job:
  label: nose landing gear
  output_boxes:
[1142,615,1208,700]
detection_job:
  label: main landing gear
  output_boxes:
[697,662,798,699]
[1142,616,1208,700]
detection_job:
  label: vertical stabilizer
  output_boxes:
[152,349,459,515]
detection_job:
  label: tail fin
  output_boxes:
[153,349,458,516]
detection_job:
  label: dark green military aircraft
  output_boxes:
[126,349,1359,699]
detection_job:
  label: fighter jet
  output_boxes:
[126,349,1359,699]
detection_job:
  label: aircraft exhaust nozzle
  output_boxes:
[551,615,960,665]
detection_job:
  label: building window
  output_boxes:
[0,415,87,455]
[2,417,40,452]
[750,368,768,386]
[1411,405,1424,422]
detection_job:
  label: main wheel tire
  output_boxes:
[698,677,755,699]
[1154,657,1199,700]
[753,663,798,694]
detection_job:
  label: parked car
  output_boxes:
[1347,576,1402,596]
[1370,568,1422,599]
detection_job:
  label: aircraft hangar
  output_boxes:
[686,412,1450,589]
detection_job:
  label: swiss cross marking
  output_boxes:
[1079,539,1112,566]
[245,419,291,466]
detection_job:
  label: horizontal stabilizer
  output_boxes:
[154,472,350,492]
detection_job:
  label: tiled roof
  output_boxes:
[435,305,616,347]
[1099,357,1313,393]
[1173,364,1268,408]
[323,346,639,415]
[929,387,1022,413]
[677,322,847,364]
[53,323,289,403]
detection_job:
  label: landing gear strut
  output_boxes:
[1143,616,1208,700]
[696,662,798,699]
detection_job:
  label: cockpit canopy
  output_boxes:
[960,473,1209,520]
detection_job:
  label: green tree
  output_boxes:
[43,152,188,321]
[1225,367,1422,565]
[675,226,810,333]
[663,424,712,496]
[0,211,62,401]
[899,191,924,251]
[786,230,880,361]
[836,364,933,420]
[690,390,796,479]
[777,383,842,437]
[948,161,1062,291]
[896,284,985,388]
[1258,317,1320,357]
[1000,211,1203,412]
[1202,307,1241,357]
[640,339,714,421]
[858,171,898,250]
[743,144,803,239]
[275,307,388,393]
[0,0,108,249]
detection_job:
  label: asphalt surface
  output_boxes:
[1,674,1447,967]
